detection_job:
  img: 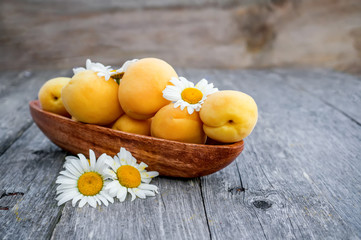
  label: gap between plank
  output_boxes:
[48,205,65,239]
[199,178,213,240]
[0,121,34,156]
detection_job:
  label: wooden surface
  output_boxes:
[0,68,360,239]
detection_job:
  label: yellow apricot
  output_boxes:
[112,114,151,136]
[151,104,206,144]
[118,58,178,120]
[38,77,71,117]
[200,90,258,143]
[62,70,123,125]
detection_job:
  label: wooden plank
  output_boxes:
[51,177,211,240]
[0,69,70,155]
[0,125,67,239]
[0,71,24,97]
[274,69,361,125]
[185,69,361,239]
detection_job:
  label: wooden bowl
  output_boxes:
[29,100,244,178]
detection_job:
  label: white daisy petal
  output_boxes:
[95,153,108,172]
[57,184,77,192]
[85,59,92,69]
[133,188,146,199]
[73,67,86,75]
[173,100,182,109]
[59,170,78,180]
[141,178,152,184]
[78,196,88,208]
[116,186,128,202]
[56,189,77,199]
[101,191,114,203]
[88,197,97,208]
[75,59,120,82]
[57,191,77,206]
[128,189,136,201]
[113,59,138,75]
[56,177,77,185]
[195,78,208,88]
[141,171,159,179]
[72,194,83,207]
[97,194,108,206]
[64,161,82,177]
[103,169,117,180]
[169,77,182,88]
[89,149,96,167]
[105,158,119,173]
[138,183,158,192]
[94,195,102,206]
[137,162,148,171]
[105,181,120,196]
[141,190,156,197]
[78,154,90,172]
[65,155,80,162]
[187,106,194,115]
[66,158,84,171]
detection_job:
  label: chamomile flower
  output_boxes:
[104,148,159,202]
[110,59,138,79]
[56,149,114,208]
[73,59,113,81]
[163,77,218,114]
[109,59,138,84]
[73,59,138,82]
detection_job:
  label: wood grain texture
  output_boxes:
[273,69,361,125]
[0,69,71,155]
[51,178,211,240]
[29,100,244,178]
[186,69,361,239]
[0,69,361,239]
[0,125,66,240]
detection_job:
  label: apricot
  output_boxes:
[112,115,151,136]
[151,104,206,144]
[62,70,123,125]
[38,77,71,117]
[200,90,258,143]
[118,58,178,120]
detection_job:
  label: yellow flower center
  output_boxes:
[181,88,203,104]
[117,165,141,188]
[77,172,103,196]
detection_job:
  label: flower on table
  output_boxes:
[55,148,160,207]
[104,148,159,202]
[163,77,218,114]
[56,149,114,208]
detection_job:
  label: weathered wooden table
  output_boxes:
[0,69,360,239]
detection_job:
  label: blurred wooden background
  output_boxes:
[1,0,360,74]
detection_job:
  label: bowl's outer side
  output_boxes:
[29,100,244,178]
